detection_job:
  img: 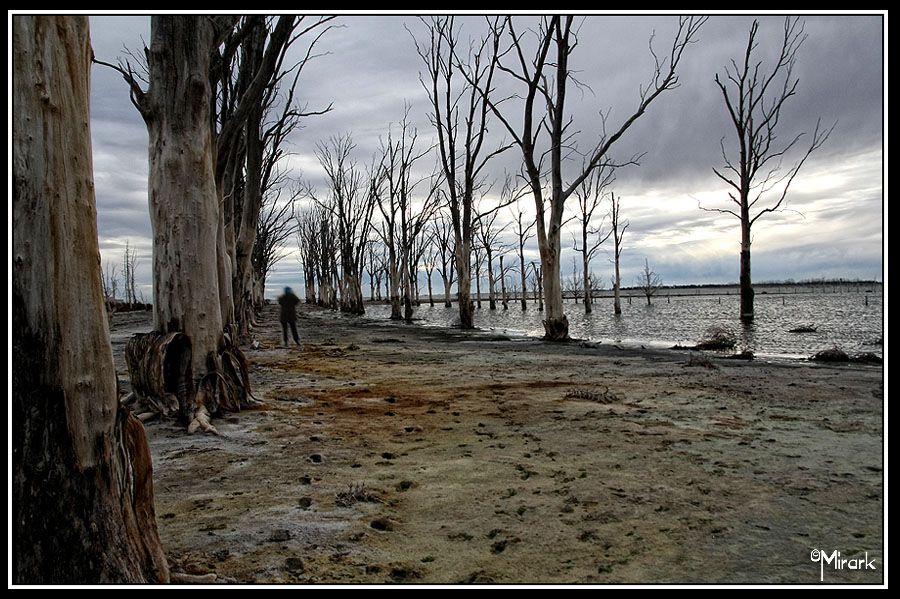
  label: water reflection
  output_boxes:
[360,291,882,359]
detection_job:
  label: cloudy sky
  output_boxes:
[85,12,884,299]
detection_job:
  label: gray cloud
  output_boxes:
[86,13,884,296]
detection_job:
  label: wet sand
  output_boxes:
[110,303,884,584]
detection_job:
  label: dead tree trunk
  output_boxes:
[610,192,628,316]
[435,212,456,308]
[457,239,475,321]
[485,247,497,310]
[13,15,168,583]
[513,204,536,311]
[425,264,435,306]
[104,16,254,431]
[473,246,484,309]
[499,255,509,310]
[573,163,613,314]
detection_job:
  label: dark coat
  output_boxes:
[278,292,300,322]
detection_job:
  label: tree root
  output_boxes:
[187,404,219,435]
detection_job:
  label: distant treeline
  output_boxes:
[622,278,882,292]
[598,279,882,299]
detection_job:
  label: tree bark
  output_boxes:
[474,255,483,309]
[134,16,253,431]
[13,15,168,583]
[485,249,497,310]
[442,275,452,307]
[539,232,567,339]
[614,263,622,315]
[500,255,509,310]
[582,229,593,314]
[519,249,528,311]
[146,16,222,369]
[740,223,754,322]
[456,240,475,327]
[388,249,402,319]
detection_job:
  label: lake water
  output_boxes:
[361,289,883,360]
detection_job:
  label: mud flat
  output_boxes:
[111,303,884,584]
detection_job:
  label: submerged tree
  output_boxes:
[476,16,706,339]
[638,258,662,305]
[610,192,629,316]
[703,17,833,322]
[573,164,614,314]
[13,15,168,582]
[512,201,536,310]
[475,204,508,311]
[434,211,457,307]
[413,16,511,329]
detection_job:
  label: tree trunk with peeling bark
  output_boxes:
[125,16,254,432]
[457,240,475,322]
[12,15,168,583]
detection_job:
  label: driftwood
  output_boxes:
[564,386,620,404]
[788,324,817,333]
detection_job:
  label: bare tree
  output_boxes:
[379,110,442,322]
[377,112,424,319]
[532,262,545,311]
[13,16,168,582]
[573,164,614,313]
[567,255,582,304]
[409,222,431,307]
[214,17,333,336]
[306,134,376,315]
[364,238,387,302]
[296,207,320,304]
[512,202,536,310]
[610,192,629,316]
[253,181,300,310]
[315,206,339,309]
[101,261,120,319]
[475,204,509,310]
[421,232,439,307]
[638,258,662,305]
[434,211,457,307]
[122,240,138,307]
[413,17,511,329]
[702,17,833,322]
[498,254,513,309]
[476,16,706,339]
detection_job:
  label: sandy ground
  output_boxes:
[109,303,884,585]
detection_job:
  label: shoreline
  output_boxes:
[113,303,884,584]
[303,300,884,364]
